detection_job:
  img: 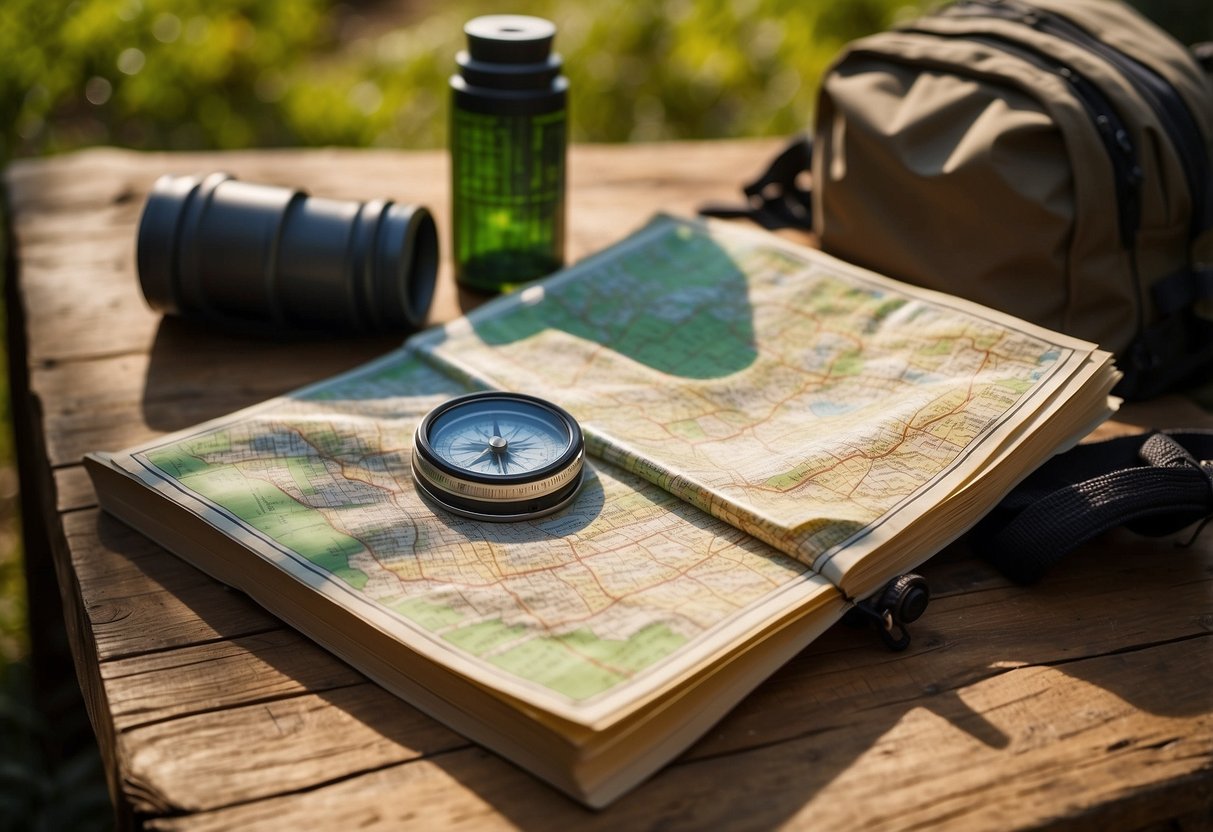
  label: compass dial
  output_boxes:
[412,391,584,521]
[429,404,568,476]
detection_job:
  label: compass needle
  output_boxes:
[468,447,492,466]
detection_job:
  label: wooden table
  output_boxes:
[6,141,1212,830]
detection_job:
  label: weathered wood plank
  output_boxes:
[33,340,399,465]
[690,527,1213,762]
[76,509,1211,815]
[63,511,279,661]
[120,684,469,816]
[101,627,369,733]
[55,465,96,513]
[142,638,1213,832]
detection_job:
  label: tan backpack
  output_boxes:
[707,0,1213,399]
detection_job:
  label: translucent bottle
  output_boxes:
[450,15,568,294]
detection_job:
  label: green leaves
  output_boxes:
[2,0,1200,161]
[2,0,934,160]
[3,0,327,156]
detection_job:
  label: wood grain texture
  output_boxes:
[6,143,1212,831]
[141,639,1213,832]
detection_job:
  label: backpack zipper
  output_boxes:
[891,24,1149,346]
[953,0,1211,239]
[897,26,1144,250]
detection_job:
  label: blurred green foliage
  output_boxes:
[5,0,1205,163]
[1,0,948,160]
[2,0,330,155]
[4,0,1205,161]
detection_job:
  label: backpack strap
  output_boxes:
[699,135,814,231]
[971,430,1213,583]
[1115,268,1213,400]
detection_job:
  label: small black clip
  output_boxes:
[842,573,930,652]
[698,135,813,231]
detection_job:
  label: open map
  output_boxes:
[104,216,1110,726]
[417,217,1097,583]
[128,351,835,725]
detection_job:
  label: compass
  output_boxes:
[411,391,585,522]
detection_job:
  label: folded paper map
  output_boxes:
[86,215,1118,807]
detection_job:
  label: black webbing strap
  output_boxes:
[698,135,814,231]
[971,430,1213,583]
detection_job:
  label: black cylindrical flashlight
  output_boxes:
[136,172,439,333]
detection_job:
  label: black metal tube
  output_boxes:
[136,173,438,333]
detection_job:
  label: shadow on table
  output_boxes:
[140,316,402,432]
[401,527,1213,828]
[139,217,766,435]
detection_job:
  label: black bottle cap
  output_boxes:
[464,15,555,64]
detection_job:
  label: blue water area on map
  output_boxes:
[811,400,857,417]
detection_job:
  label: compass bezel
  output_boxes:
[411,390,585,521]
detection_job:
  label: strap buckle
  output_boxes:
[843,574,931,652]
[698,135,814,231]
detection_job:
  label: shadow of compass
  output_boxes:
[422,464,608,544]
[463,221,759,380]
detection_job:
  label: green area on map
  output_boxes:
[472,224,760,379]
[145,443,371,590]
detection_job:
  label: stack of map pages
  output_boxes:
[87,215,1119,807]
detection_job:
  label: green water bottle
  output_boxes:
[450,15,568,294]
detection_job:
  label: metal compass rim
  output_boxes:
[411,390,585,521]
